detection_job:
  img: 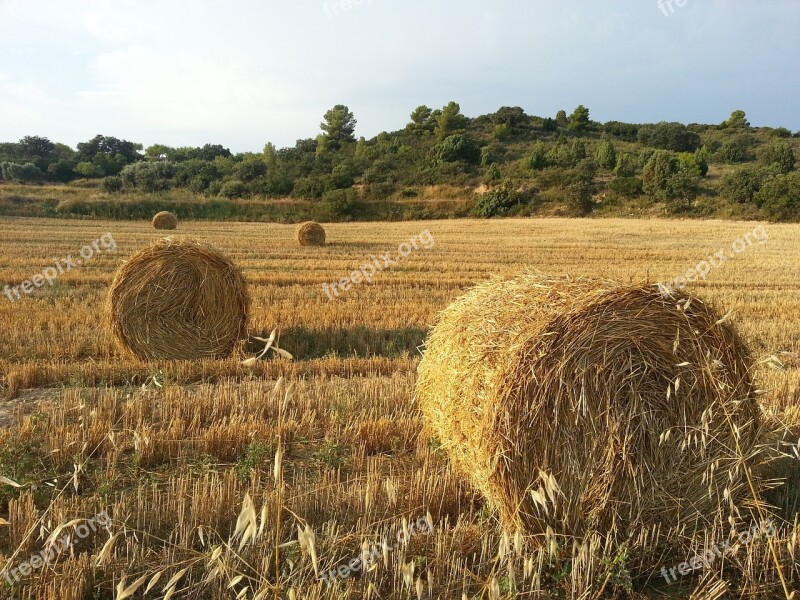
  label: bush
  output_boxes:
[2,162,44,183]
[595,139,617,170]
[759,142,796,174]
[322,188,360,219]
[473,186,529,217]
[642,151,677,198]
[218,179,248,199]
[120,161,175,192]
[754,172,800,221]
[637,123,700,152]
[719,166,774,204]
[101,176,123,193]
[608,176,643,198]
[435,134,481,165]
[528,142,549,170]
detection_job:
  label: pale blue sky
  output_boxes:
[1,0,798,153]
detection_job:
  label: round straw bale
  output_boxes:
[107,238,249,360]
[152,211,178,230]
[296,221,326,246]
[416,272,760,539]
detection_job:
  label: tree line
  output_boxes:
[1,104,798,221]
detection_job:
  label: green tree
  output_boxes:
[435,134,481,165]
[263,142,277,167]
[642,151,678,198]
[694,145,711,176]
[595,139,617,169]
[100,176,123,192]
[723,110,750,129]
[555,110,568,127]
[435,101,469,141]
[320,105,357,149]
[567,105,590,131]
[408,105,436,134]
[528,142,549,170]
[354,137,367,158]
[2,162,44,183]
[145,144,173,159]
[719,141,746,164]
[494,123,512,140]
[760,142,796,174]
[570,139,587,162]
[637,123,700,152]
[74,161,103,178]
[491,106,528,132]
[754,172,800,221]
[720,166,773,203]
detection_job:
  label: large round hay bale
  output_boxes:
[152,211,178,230]
[295,221,326,246]
[417,272,760,539]
[107,239,249,360]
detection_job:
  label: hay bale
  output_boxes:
[107,238,249,360]
[416,272,761,539]
[296,221,326,246]
[152,211,178,230]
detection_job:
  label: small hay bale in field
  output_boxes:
[416,272,761,539]
[152,211,178,230]
[295,221,326,246]
[107,238,249,360]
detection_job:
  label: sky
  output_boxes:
[1,0,798,153]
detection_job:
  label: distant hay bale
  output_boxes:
[107,238,249,360]
[152,211,178,230]
[416,272,761,539]
[296,221,326,246]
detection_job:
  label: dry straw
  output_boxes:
[416,272,761,541]
[295,221,326,246]
[106,238,249,360]
[152,211,178,230]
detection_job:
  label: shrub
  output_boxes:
[614,153,638,177]
[608,176,643,198]
[759,142,796,174]
[719,166,774,204]
[435,134,481,165]
[120,161,174,192]
[322,188,360,219]
[3,162,44,183]
[528,142,549,170]
[754,171,800,221]
[473,186,529,217]
[718,141,746,164]
[637,123,700,152]
[101,176,124,193]
[595,139,617,170]
[218,179,248,199]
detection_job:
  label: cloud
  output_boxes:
[0,0,798,150]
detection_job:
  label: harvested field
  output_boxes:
[0,216,799,599]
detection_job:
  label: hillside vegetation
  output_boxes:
[1,106,799,221]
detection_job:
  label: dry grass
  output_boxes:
[152,211,178,230]
[106,238,249,360]
[0,217,798,598]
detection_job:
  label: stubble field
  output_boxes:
[0,216,798,599]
